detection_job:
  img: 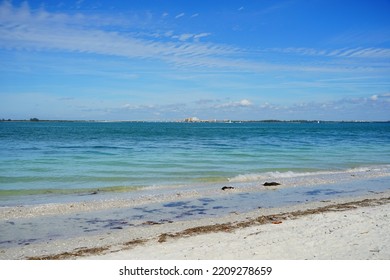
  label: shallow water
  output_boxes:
[1,121,390,250]
[1,121,390,205]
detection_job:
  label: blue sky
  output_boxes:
[1,0,390,121]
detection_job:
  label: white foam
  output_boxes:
[228,165,390,183]
[228,171,316,183]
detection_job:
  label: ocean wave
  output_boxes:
[228,171,315,182]
[227,165,390,183]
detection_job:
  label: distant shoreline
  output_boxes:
[1,119,390,123]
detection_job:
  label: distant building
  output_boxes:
[184,117,200,122]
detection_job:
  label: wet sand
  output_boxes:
[1,167,389,260]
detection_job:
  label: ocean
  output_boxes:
[1,121,390,250]
[1,121,390,205]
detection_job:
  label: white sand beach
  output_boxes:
[2,189,389,260]
[80,193,390,260]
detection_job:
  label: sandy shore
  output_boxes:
[79,193,390,260]
[2,166,388,221]
[2,190,388,260]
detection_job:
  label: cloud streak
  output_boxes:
[1,2,388,75]
[214,99,253,108]
[0,2,236,68]
[269,47,390,59]
[0,2,230,71]
[175,12,185,19]
[370,93,390,102]
[171,32,211,42]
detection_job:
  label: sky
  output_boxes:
[1,0,390,121]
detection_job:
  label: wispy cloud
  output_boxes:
[269,47,390,59]
[0,1,389,75]
[370,93,390,102]
[213,99,253,109]
[122,103,156,110]
[327,29,390,48]
[0,2,235,67]
[111,99,255,120]
[95,92,390,121]
[114,93,390,121]
[175,12,185,19]
[171,32,211,42]
[194,33,211,40]
[335,48,390,58]
[253,93,390,120]
[290,93,390,112]
[172,33,193,41]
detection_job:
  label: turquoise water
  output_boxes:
[1,121,390,250]
[1,121,390,199]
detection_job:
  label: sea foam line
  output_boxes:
[227,165,390,183]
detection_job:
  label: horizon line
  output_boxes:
[2,119,390,123]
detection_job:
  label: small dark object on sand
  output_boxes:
[222,186,235,191]
[142,221,161,225]
[263,182,281,186]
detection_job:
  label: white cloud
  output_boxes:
[172,32,211,42]
[122,104,156,110]
[193,33,211,41]
[259,102,283,111]
[327,48,390,58]
[112,93,390,120]
[271,47,390,59]
[238,99,252,106]
[175,13,185,19]
[164,30,174,37]
[175,33,194,41]
[191,13,199,18]
[113,94,390,121]
[370,93,390,102]
[1,2,388,75]
[216,99,253,108]
[0,2,235,67]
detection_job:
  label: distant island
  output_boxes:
[180,117,389,123]
[1,118,389,123]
